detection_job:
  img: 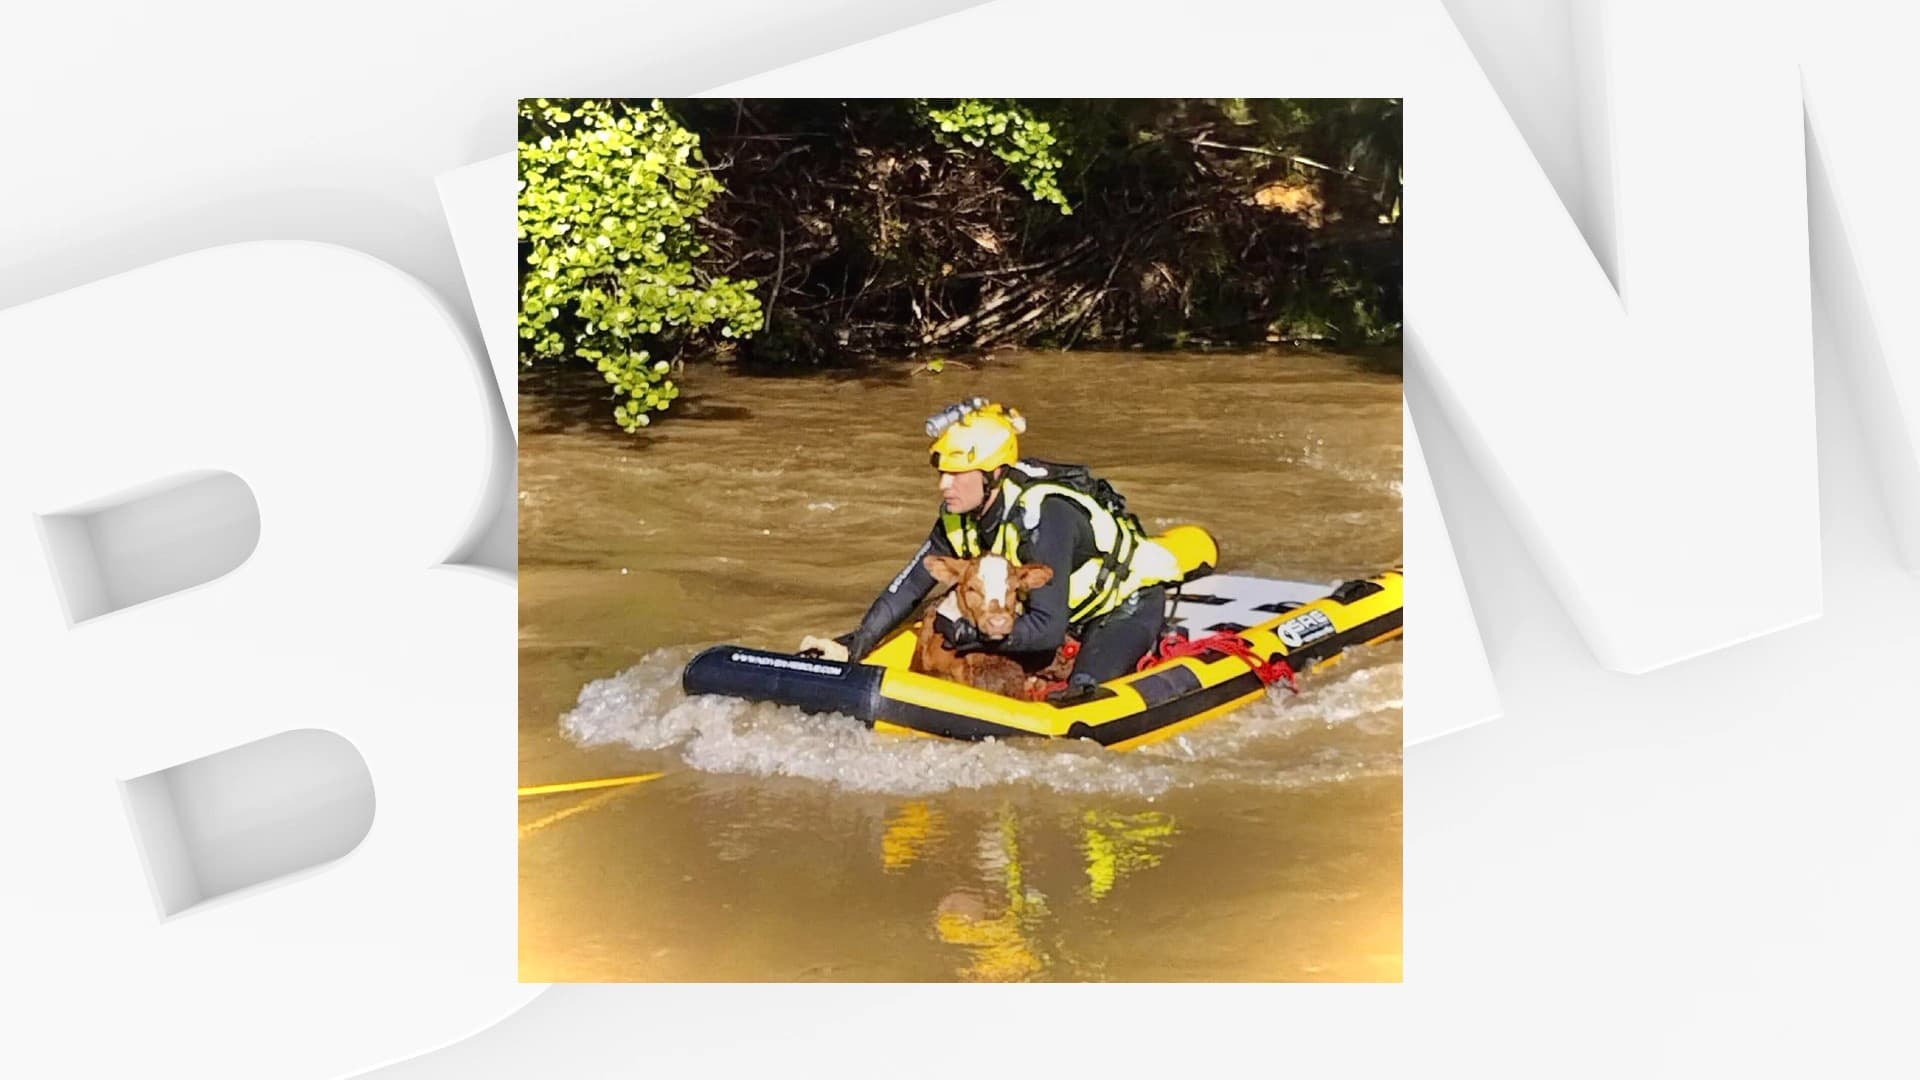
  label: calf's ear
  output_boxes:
[922,554,967,584]
[1016,563,1054,590]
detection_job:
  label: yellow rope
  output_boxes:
[519,787,633,838]
[517,772,665,798]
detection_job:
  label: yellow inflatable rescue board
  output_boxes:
[681,526,1403,751]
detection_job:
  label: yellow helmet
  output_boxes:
[927,399,1027,473]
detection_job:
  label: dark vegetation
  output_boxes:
[519,98,1400,431]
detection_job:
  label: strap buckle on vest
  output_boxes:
[1075,519,1141,623]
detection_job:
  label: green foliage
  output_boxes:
[922,99,1072,214]
[518,98,762,431]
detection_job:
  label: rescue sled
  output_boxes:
[680,526,1403,751]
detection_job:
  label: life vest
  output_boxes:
[939,460,1172,625]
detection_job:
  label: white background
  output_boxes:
[5,0,1918,1076]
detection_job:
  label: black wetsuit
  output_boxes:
[840,489,1166,685]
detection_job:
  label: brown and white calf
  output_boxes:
[914,553,1073,698]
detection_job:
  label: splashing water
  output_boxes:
[1136,659,1404,763]
[560,645,1402,798]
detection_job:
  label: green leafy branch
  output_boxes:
[922,99,1072,215]
[518,98,763,431]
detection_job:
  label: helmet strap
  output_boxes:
[980,467,1007,513]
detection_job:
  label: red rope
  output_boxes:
[1136,630,1298,692]
[1025,637,1082,701]
[1029,680,1070,701]
[1025,630,1299,702]
[1021,634,1082,703]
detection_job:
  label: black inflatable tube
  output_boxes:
[682,646,885,721]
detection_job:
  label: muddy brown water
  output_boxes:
[519,348,1403,981]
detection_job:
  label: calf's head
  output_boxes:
[923,554,1053,639]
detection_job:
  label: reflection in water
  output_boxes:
[884,800,1186,981]
[1081,810,1179,902]
[934,808,1052,982]
[881,802,948,873]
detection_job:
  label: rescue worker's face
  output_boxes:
[939,469,989,514]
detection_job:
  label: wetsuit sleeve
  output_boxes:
[999,498,1087,653]
[840,519,954,659]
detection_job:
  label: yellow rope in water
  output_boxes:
[517,772,665,798]
[519,787,633,838]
